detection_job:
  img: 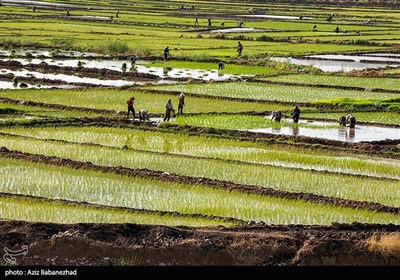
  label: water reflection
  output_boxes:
[271,123,281,133]
[291,125,299,136]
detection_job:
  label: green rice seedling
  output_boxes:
[1,157,400,225]
[0,196,235,227]
[0,135,399,207]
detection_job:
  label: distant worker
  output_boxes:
[338,116,346,126]
[116,10,119,18]
[327,14,333,22]
[164,99,174,121]
[207,17,212,27]
[126,97,135,119]
[346,113,356,128]
[130,55,138,64]
[194,17,199,26]
[237,21,245,27]
[218,61,225,70]
[178,92,185,115]
[139,109,149,121]
[312,25,317,32]
[66,8,70,16]
[220,22,225,28]
[271,111,282,122]
[334,26,340,33]
[299,15,303,20]
[237,41,243,56]
[291,105,301,123]
[164,46,170,60]
[32,5,36,12]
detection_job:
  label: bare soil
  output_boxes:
[1,220,400,266]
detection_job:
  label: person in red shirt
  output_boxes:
[126,97,135,119]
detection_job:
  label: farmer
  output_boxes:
[335,26,340,33]
[126,96,135,119]
[291,105,301,123]
[207,17,212,27]
[195,17,199,26]
[130,55,138,64]
[164,46,170,60]
[164,99,174,121]
[218,61,225,71]
[346,113,356,128]
[32,5,37,12]
[313,24,317,32]
[338,116,346,126]
[178,92,185,115]
[116,10,119,18]
[271,111,282,122]
[139,109,149,121]
[66,8,70,16]
[237,41,243,56]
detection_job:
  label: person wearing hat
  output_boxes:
[126,96,135,119]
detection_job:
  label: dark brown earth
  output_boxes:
[1,220,400,266]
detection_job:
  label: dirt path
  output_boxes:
[1,220,400,265]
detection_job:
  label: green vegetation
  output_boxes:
[1,157,399,225]
[1,125,399,179]
[1,134,399,207]
[0,196,236,227]
[261,74,400,92]
[0,89,290,113]
[148,83,399,103]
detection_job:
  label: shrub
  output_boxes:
[257,35,274,42]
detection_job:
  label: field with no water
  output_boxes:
[1,0,400,267]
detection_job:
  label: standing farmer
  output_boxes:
[164,99,174,121]
[126,96,135,119]
[237,41,243,56]
[164,46,170,60]
[291,105,301,123]
[178,92,185,115]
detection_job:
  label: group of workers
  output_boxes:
[126,92,185,122]
[271,106,357,128]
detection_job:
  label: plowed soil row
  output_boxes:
[1,147,399,215]
[0,192,245,226]
[1,220,400,265]
[1,130,397,182]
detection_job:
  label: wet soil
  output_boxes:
[0,60,159,81]
[1,148,399,215]
[1,220,400,265]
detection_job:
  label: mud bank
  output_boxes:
[1,220,400,265]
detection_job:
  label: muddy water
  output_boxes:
[0,80,67,89]
[209,28,268,33]
[0,68,137,87]
[4,58,244,81]
[271,57,399,72]
[248,120,400,143]
[308,54,400,64]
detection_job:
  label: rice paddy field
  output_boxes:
[1,0,400,267]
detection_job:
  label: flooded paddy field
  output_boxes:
[249,119,400,143]
[272,52,400,72]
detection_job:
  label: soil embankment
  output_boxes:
[1,220,400,266]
